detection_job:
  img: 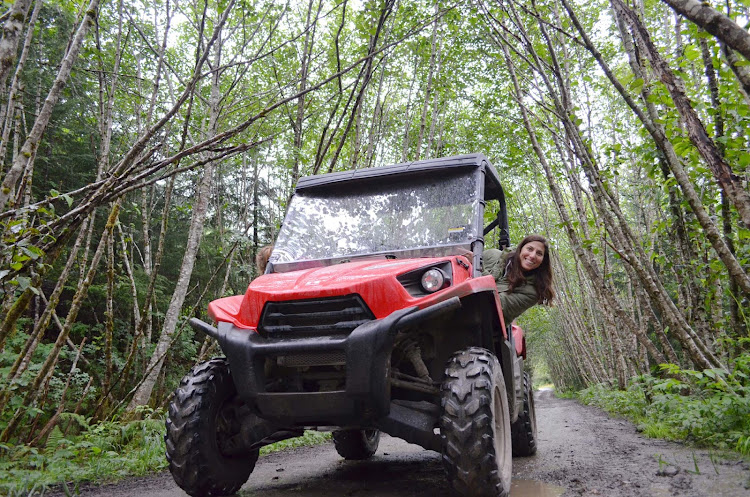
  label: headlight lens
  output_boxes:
[420,268,446,293]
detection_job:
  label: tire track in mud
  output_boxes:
[68,388,750,497]
[514,389,750,496]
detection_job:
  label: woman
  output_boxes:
[256,244,273,275]
[482,234,555,324]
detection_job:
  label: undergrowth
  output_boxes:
[576,352,750,456]
[0,412,331,496]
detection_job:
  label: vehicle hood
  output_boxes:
[208,257,474,328]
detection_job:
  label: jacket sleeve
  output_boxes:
[482,248,503,280]
[498,285,538,324]
[482,247,513,281]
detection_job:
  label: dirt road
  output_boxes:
[69,389,750,497]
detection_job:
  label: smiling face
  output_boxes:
[519,240,545,272]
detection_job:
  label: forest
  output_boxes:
[0,0,748,491]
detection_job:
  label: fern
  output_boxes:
[44,426,65,455]
[736,435,750,456]
[58,412,89,436]
[577,352,750,454]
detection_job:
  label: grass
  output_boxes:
[260,430,332,455]
[574,354,750,457]
[0,415,332,496]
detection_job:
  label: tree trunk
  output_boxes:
[30,337,86,446]
[415,0,440,161]
[0,202,119,442]
[660,0,750,62]
[0,0,33,91]
[721,44,750,106]
[426,36,443,159]
[0,0,101,209]
[494,35,669,369]
[561,0,750,297]
[118,223,141,333]
[0,0,40,165]
[127,28,226,411]
[292,0,318,185]
[613,0,750,228]
[327,0,394,173]
[401,52,419,162]
[366,49,389,168]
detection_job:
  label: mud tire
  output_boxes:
[332,429,380,460]
[511,371,537,456]
[165,358,258,497]
[440,347,512,497]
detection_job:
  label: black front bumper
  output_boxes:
[189,297,461,427]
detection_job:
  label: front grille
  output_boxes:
[277,351,347,367]
[258,295,375,339]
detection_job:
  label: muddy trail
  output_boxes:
[68,389,750,497]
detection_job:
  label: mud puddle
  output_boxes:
[511,479,565,496]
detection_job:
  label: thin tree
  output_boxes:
[127,21,228,410]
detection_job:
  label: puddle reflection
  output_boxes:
[511,479,565,497]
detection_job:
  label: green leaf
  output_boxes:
[14,276,39,295]
[22,246,43,260]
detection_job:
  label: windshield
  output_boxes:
[270,171,480,268]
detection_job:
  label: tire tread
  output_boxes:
[165,358,258,497]
[332,429,380,460]
[511,372,537,456]
[440,347,511,497]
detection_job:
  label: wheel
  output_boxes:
[440,347,512,497]
[165,358,258,496]
[332,428,380,460]
[511,372,538,456]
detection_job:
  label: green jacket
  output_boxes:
[482,248,538,324]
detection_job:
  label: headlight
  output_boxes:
[420,268,446,293]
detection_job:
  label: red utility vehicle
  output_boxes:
[165,153,537,497]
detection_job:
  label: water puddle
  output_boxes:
[511,479,565,497]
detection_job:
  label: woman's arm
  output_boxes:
[498,285,538,324]
[484,248,538,323]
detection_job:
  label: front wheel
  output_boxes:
[440,347,512,497]
[165,358,258,496]
[511,371,537,456]
[332,429,380,460]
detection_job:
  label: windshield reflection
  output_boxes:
[270,172,479,266]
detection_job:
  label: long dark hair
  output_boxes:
[505,234,555,304]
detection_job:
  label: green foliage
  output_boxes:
[0,416,167,495]
[259,430,332,455]
[576,353,750,455]
[0,413,330,494]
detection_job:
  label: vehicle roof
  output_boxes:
[295,153,505,202]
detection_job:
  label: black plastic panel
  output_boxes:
[258,295,375,339]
